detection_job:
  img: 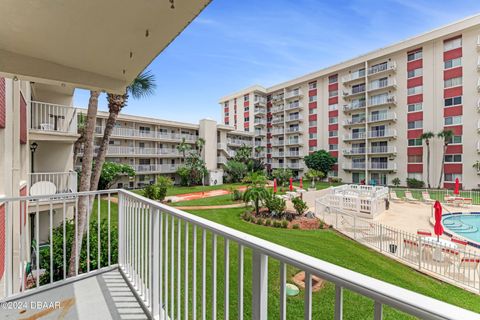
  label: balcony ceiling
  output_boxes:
[0,0,211,93]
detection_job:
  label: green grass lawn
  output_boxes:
[170,194,241,207]
[292,180,343,190]
[391,188,480,205]
[132,183,245,197]
[93,195,480,318]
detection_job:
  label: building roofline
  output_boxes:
[218,85,266,103]
[219,13,480,97]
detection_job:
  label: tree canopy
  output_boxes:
[98,162,135,190]
[303,150,336,176]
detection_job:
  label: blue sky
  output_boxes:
[73,0,480,123]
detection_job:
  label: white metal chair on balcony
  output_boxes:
[29,181,56,196]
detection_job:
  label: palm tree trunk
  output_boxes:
[68,91,99,276]
[437,145,447,189]
[73,134,85,169]
[426,145,431,188]
[90,94,125,191]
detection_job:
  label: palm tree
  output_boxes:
[436,130,454,188]
[243,172,268,216]
[473,161,480,173]
[90,71,156,192]
[420,131,435,188]
[73,113,87,168]
[196,137,206,155]
[305,169,324,189]
[68,90,99,276]
[176,138,191,162]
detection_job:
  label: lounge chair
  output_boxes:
[389,191,401,201]
[404,191,417,201]
[421,191,434,203]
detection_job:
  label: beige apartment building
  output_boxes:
[219,15,480,189]
[77,110,255,188]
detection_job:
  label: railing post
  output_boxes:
[379,224,383,252]
[151,207,160,318]
[418,236,422,270]
[353,215,356,240]
[252,250,268,320]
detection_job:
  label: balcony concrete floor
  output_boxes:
[1,269,147,320]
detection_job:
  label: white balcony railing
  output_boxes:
[367,61,396,75]
[271,162,285,168]
[343,100,366,112]
[271,128,284,135]
[369,95,396,107]
[285,150,300,157]
[343,85,366,97]
[2,190,479,319]
[368,78,397,91]
[369,162,397,171]
[286,114,302,122]
[342,162,366,170]
[254,118,267,125]
[286,162,302,169]
[254,96,267,105]
[254,107,266,114]
[217,143,227,150]
[367,129,397,139]
[285,101,301,110]
[341,69,366,83]
[30,101,77,134]
[285,138,302,145]
[342,117,366,126]
[343,148,366,156]
[217,156,227,164]
[369,146,397,154]
[271,105,284,113]
[133,164,179,173]
[272,152,284,157]
[28,171,77,195]
[286,126,302,133]
[96,126,197,142]
[285,89,302,99]
[272,117,284,124]
[343,132,366,140]
[368,112,397,123]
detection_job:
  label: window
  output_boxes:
[329,117,338,124]
[309,120,317,127]
[224,102,229,107]
[408,155,423,163]
[329,130,338,137]
[408,120,423,129]
[328,74,338,84]
[408,103,423,112]
[407,50,422,61]
[329,144,338,151]
[309,108,316,115]
[408,138,422,146]
[225,112,229,116]
[244,117,249,122]
[309,133,317,139]
[444,96,462,107]
[407,85,423,96]
[444,57,462,69]
[407,68,423,79]
[444,173,462,182]
[308,81,317,89]
[444,77,462,88]
[245,106,249,111]
[328,104,338,111]
[446,135,462,144]
[408,172,423,180]
[329,90,338,97]
[309,95,317,102]
[244,94,249,101]
[444,37,462,51]
[309,146,317,152]
[444,116,462,126]
[444,154,462,163]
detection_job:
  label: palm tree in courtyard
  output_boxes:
[243,172,268,216]
[420,131,435,188]
[177,137,191,162]
[90,71,156,192]
[196,137,206,155]
[436,130,454,189]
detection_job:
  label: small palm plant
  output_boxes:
[243,172,268,216]
[305,169,324,189]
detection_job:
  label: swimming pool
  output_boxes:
[442,213,480,245]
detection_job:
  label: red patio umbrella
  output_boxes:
[453,177,460,195]
[433,201,444,241]
[299,177,303,189]
[289,177,293,191]
[273,178,277,193]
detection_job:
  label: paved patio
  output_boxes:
[0,269,147,320]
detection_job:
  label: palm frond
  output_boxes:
[128,70,157,99]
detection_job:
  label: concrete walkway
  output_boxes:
[1,269,147,320]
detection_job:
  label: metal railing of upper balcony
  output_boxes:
[343,146,397,155]
[254,96,267,105]
[132,164,180,173]
[369,95,396,107]
[343,100,366,112]
[286,126,302,133]
[227,139,251,146]
[2,190,478,319]
[286,139,302,145]
[343,85,366,97]
[367,61,396,76]
[341,70,366,83]
[95,126,198,142]
[28,171,78,195]
[342,118,366,126]
[272,152,284,157]
[271,128,284,135]
[271,105,284,113]
[368,129,397,139]
[285,89,302,99]
[286,114,302,122]
[368,78,397,91]
[30,101,77,134]
[254,107,266,114]
[368,112,397,123]
[254,119,267,126]
[285,101,301,110]
[343,132,366,140]
[285,150,300,157]
[272,117,284,124]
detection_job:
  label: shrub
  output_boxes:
[142,176,173,201]
[292,224,300,229]
[264,191,286,217]
[231,189,243,201]
[406,178,425,189]
[281,220,289,228]
[265,219,272,226]
[225,160,248,183]
[256,218,264,225]
[292,197,308,215]
[273,221,281,228]
[391,177,401,187]
[328,177,343,183]
[143,184,161,200]
[319,220,325,229]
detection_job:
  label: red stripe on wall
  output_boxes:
[243,112,249,118]
[407,112,423,121]
[330,151,339,158]
[407,77,423,88]
[309,114,317,121]
[309,140,317,147]
[308,102,317,109]
[243,101,249,107]
[328,124,338,131]
[244,122,249,128]
[407,147,423,155]
[328,83,338,91]
[309,127,317,133]
[443,106,462,117]
[407,164,423,173]
[407,129,423,139]
[444,125,462,135]
[328,110,338,117]
[328,137,338,144]
[444,164,462,174]
[446,145,463,154]
[443,47,462,61]
[444,87,463,98]
[328,97,338,105]
[308,90,317,97]
[443,67,462,80]
[407,59,422,71]
[407,94,423,104]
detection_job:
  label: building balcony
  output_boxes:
[133,164,179,173]
[285,114,302,122]
[368,112,397,123]
[342,86,366,98]
[254,96,267,106]
[272,152,284,157]
[227,138,250,146]
[271,93,284,103]
[369,162,397,171]
[285,101,301,111]
[28,171,77,195]
[285,126,302,134]
[255,129,267,136]
[272,140,284,147]
[343,148,366,156]
[342,118,366,127]
[285,150,301,157]
[367,61,396,76]
[271,162,285,168]
[343,100,366,112]
[254,118,267,126]
[2,190,478,320]
[271,105,284,113]
[254,152,266,158]
[217,156,227,164]
[96,126,197,142]
[272,117,284,124]
[255,140,266,147]
[343,132,366,141]
[254,106,266,115]
[369,95,396,108]
[285,89,302,99]
[368,79,397,92]
[271,128,284,135]
[30,101,78,138]
[369,146,397,155]
[367,129,397,139]
[217,143,228,151]
[285,138,302,146]
[286,162,302,169]
[341,70,366,83]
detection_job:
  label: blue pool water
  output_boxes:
[442,214,480,243]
